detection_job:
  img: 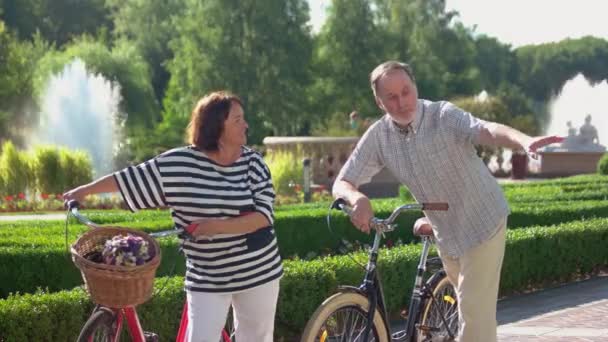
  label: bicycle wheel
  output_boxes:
[77,308,118,342]
[300,292,389,342]
[417,273,459,342]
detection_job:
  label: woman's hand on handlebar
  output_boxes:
[351,196,374,234]
[63,186,88,207]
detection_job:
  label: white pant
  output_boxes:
[439,219,507,342]
[186,279,280,342]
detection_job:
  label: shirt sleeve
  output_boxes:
[440,101,487,145]
[113,158,167,212]
[248,153,276,225]
[335,126,384,188]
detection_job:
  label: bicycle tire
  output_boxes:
[300,292,389,342]
[77,308,117,342]
[417,272,459,342]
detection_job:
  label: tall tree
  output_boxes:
[311,0,387,122]
[1,0,112,46]
[516,36,608,102]
[473,35,518,92]
[161,0,313,145]
[105,0,185,105]
[0,21,49,146]
[375,0,481,99]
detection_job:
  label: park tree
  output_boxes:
[310,0,386,129]
[105,0,186,104]
[0,0,112,46]
[516,36,608,102]
[0,21,50,146]
[374,0,481,99]
[473,35,518,93]
[161,0,313,146]
[515,36,608,126]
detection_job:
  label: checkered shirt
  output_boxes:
[336,99,510,257]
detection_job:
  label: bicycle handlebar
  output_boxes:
[331,198,448,233]
[66,200,185,238]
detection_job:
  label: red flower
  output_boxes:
[55,194,62,200]
[41,193,49,200]
[18,193,25,200]
[4,195,13,201]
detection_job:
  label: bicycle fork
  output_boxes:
[89,305,147,342]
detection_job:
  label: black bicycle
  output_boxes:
[300,199,459,342]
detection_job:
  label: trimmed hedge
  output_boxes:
[1,217,608,341]
[1,175,607,298]
[2,197,608,297]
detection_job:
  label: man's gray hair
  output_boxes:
[370,61,416,96]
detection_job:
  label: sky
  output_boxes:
[307,0,608,47]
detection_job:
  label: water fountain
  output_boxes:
[538,74,607,176]
[29,59,126,177]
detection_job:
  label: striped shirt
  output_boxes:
[114,145,283,293]
[337,99,510,257]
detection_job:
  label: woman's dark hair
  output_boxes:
[187,91,243,151]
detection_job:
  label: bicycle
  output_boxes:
[66,200,235,342]
[300,199,459,342]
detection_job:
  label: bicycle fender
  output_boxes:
[336,285,366,296]
[425,269,447,288]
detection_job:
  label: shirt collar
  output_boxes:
[386,99,423,135]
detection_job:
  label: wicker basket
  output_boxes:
[71,226,161,308]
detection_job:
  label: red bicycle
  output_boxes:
[67,201,235,342]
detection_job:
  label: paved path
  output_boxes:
[0,213,66,221]
[498,275,608,341]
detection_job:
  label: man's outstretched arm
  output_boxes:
[477,122,564,157]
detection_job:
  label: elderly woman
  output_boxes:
[63,91,282,342]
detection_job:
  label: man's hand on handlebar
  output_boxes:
[351,196,374,234]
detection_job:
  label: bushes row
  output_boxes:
[0,141,93,196]
[1,217,608,341]
[2,197,608,297]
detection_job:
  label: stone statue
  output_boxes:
[546,115,605,152]
[567,121,577,138]
[560,121,578,148]
[578,114,600,146]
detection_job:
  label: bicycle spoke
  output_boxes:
[425,284,459,338]
[317,306,378,342]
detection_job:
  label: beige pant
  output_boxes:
[438,219,507,342]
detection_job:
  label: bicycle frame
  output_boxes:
[85,305,146,342]
[332,200,449,342]
[353,230,435,341]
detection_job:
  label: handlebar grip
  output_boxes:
[67,200,80,210]
[422,202,449,211]
[331,198,348,210]
[330,198,354,216]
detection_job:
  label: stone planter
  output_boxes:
[510,153,528,179]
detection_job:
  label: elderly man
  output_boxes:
[333,61,562,342]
